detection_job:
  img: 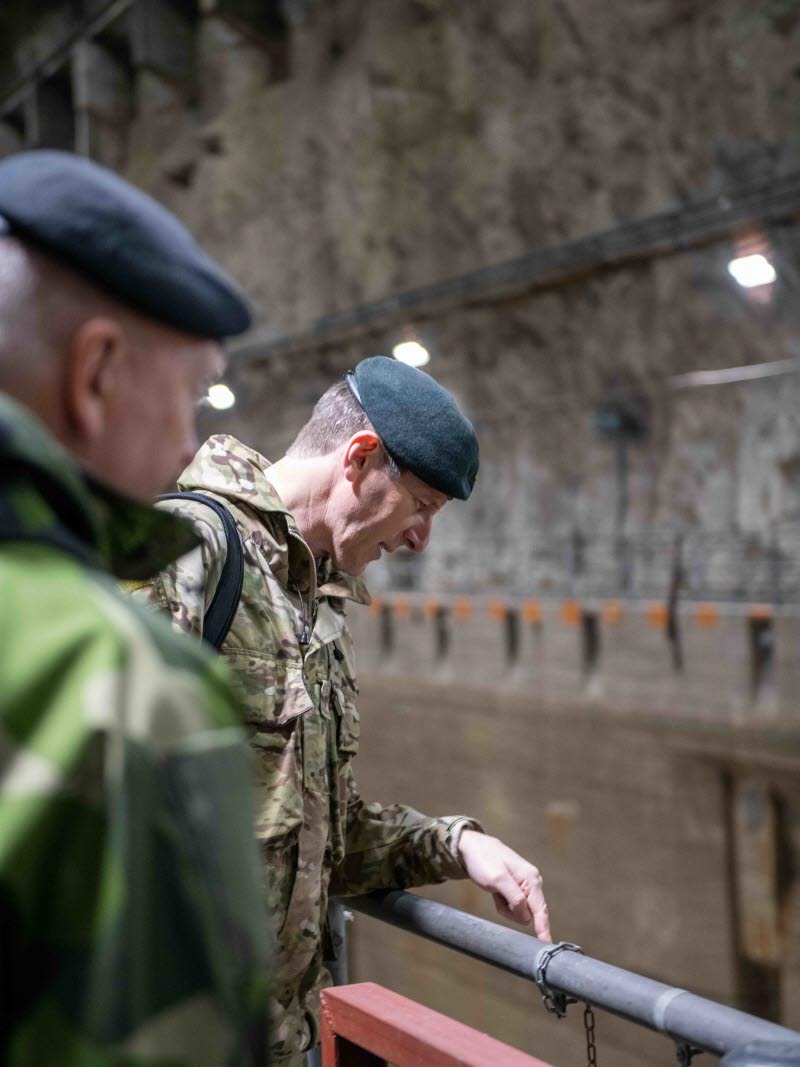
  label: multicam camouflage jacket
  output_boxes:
[0,396,271,1067]
[133,435,481,1066]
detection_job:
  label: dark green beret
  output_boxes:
[347,355,479,500]
[0,150,251,339]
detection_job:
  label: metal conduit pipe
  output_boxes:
[230,171,800,366]
[0,0,135,116]
[345,890,800,1059]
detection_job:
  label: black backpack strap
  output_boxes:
[158,491,244,650]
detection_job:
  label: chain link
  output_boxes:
[675,1041,703,1066]
[534,941,583,1018]
[584,1003,598,1067]
[534,942,599,1065]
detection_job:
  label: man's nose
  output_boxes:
[404,514,432,553]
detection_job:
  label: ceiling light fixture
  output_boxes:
[206,383,236,410]
[392,340,430,367]
[727,253,777,288]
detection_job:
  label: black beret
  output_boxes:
[347,355,479,500]
[0,150,252,339]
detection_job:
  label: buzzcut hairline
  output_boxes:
[286,377,401,479]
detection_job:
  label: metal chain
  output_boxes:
[534,941,584,1019]
[584,1003,598,1067]
[675,1041,703,1066]
[535,942,599,1066]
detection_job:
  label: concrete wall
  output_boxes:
[343,593,800,1064]
[347,594,796,721]
[345,648,800,1066]
[5,2,800,594]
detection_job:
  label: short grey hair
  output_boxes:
[286,378,401,479]
[0,236,129,388]
[0,237,55,380]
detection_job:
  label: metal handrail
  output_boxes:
[0,0,135,116]
[342,891,800,1063]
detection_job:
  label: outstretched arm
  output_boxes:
[330,771,551,942]
[329,765,482,894]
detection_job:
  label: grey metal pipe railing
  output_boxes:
[345,890,800,1062]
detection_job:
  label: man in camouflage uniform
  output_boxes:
[137,357,551,1066]
[0,151,271,1065]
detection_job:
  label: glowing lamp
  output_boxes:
[727,253,777,288]
[392,341,430,367]
[207,383,236,410]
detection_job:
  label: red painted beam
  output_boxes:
[321,982,556,1067]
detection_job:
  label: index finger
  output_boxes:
[526,886,551,942]
[492,873,532,925]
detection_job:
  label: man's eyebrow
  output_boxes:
[421,490,447,510]
[407,479,446,509]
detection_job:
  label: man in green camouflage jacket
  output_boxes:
[136,359,551,1066]
[0,151,271,1065]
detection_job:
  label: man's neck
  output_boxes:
[263,454,334,560]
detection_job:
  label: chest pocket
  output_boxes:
[331,681,360,757]
[225,649,314,844]
[326,642,361,863]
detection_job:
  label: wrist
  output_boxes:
[442,817,485,870]
[456,826,484,859]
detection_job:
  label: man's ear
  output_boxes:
[343,431,382,485]
[64,317,127,442]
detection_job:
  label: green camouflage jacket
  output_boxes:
[0,396,271,1067]
[134,435,480,1065]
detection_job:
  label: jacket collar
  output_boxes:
[179,434,371,606]
[0,393,199,579]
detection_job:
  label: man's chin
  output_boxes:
[329,551,365,577]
